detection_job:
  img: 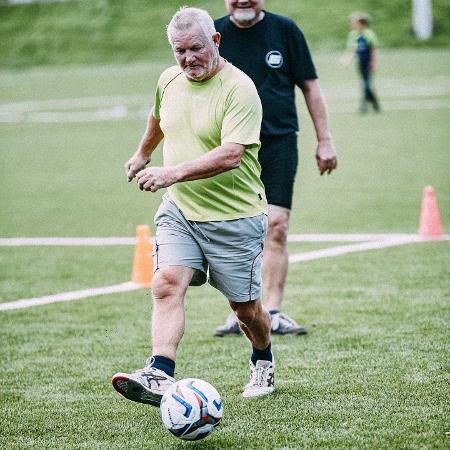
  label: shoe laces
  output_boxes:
[249,362,270,387]
[138,358,169,388]
[146,356,155,367]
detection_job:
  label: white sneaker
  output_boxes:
[112,365,175,407]
[242,359,275,398]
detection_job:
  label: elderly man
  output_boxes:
[112,7,275,404]
[213,0,338,337]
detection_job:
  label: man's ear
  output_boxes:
[213,32,221,47]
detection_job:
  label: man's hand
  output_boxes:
[316,138,337,175]
[136,166,177,192]
[124,153,150,182]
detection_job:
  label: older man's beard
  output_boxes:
[233,9,257,25]
[187,45,220,81]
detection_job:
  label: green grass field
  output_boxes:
[1,49,449,449]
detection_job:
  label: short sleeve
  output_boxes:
[287,21,318,87]
[221,81,262,147]
[153,82,161,119]
[368,30,379,48]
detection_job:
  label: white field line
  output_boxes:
[0,99,448,124]
[0,96,449,123]
[0,106,147,124]
[1,234,444,311]
[289,235,421,263]
[5,0,71,5]
[287,233,420,242]
[1,77,448,113]
[328,98,450,114]
[324,76,450,100]
[0,237,137,246]
[0,282,141,311]
[1,233,445,246]
[0,95,148,113]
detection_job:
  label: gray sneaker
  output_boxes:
[270,312,307,335]
[213,312,242,337]
[112,364,175,406]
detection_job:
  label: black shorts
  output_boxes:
[258,133,298,210]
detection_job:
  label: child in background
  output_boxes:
[340,12,381,113]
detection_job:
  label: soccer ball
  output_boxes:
[160,378,223,441]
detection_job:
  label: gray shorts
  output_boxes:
[153,194,267,302]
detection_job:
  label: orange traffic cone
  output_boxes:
[131,225,153,287]
[418,186,444,240]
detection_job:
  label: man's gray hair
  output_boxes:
[167,7,216,46]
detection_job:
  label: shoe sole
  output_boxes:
[213,330,242,337]
[112,374,162,407]
[242,387,275,398]
[272,327,307,336]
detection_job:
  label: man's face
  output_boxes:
[225,0,264,25]
[171,25,220,82]
[351,19,364,31]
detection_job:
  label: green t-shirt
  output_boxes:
[346,28,378,52]
[153,62,267,222]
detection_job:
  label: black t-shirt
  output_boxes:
[215,11,317,139]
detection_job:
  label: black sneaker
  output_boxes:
[270,312,307,335]
[213,312,242,337]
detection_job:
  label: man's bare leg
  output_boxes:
[261,205,307,335]
[262,205,290,312]
[212,205,289,338]
[151,266,194,360]
[230,299,275,397]
[230,299,270,349]
[112,266,193,406]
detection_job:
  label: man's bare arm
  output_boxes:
[301,79,338,175]
[125,110,164,181]
[370,48,378,73]
[135,142,245,192]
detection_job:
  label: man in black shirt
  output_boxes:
[213,0,337,337]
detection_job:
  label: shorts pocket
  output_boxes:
[249,250,263,300]
[152,239,159,272]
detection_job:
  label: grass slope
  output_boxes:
[0,0,449,68]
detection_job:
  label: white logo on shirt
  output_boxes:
[265,50,283,68]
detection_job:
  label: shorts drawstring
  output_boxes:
[188,220,211,242]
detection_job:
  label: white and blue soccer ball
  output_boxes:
[160,378,223,441]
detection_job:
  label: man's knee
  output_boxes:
[152,267,191,301]
[267,213,289,245]
[232,301,261,325]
